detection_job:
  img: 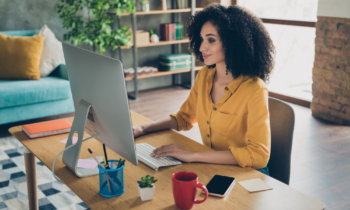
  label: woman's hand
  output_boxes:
[151,144,195,163]
[133,126,145,138]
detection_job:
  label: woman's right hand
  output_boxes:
[133,126,145,138]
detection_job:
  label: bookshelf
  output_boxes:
[124,66,202,81]
[110,0,200,99]
[119,38,190,49]
[108,8,204,16]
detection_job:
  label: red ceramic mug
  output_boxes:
[172,171,208,209]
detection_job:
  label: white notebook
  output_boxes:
[238,178,273,193]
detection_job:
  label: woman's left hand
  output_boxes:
[151,144,195,163]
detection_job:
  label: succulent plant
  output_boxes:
[138,175,157,188]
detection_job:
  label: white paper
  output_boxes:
[239,178,273,193]
[59,136,78,144]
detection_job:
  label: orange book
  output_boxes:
[22,119,72,138]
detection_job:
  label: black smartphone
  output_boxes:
[205,175,235,197]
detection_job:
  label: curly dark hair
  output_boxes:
[186,4,275,82]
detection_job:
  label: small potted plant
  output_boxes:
[137,175,157,201]
[140,0,150,12]
[150,29,159,43]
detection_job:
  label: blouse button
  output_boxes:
[213,107,217,111]
[207,134,210,138]
[207,121,209,124]
[225,87,228,90]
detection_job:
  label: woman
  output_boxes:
[133,4,275,175]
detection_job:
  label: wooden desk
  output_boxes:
[9,111,325,210]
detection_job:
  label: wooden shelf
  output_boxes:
[125,66,202,81]
[108,8,204,16]
[120,38,190,49]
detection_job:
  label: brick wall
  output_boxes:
[311,17,350,125]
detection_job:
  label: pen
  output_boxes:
[103,144,110,169]
[87,148,119,191]
[103,157,112,193]
[118,159,125,168]
[117,157,123,168]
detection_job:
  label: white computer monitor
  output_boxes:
[61,43,138,177]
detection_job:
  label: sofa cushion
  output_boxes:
[0,33,44,80]
[35,25,65,77]
[0,77,72,109]
[0,97,74,125]
[0,30,39,37]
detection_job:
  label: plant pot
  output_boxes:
[150,34,159,43]
[138,184,155,201]
[141,4,150,12]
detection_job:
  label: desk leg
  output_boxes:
[23,147,38,210]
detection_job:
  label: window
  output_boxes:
[238,0,318,102]
[238,0,318,21]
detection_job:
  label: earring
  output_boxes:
[226,69,228,75]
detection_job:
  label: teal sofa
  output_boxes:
[0,30,74,125]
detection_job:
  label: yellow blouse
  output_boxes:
[170,66,271,169]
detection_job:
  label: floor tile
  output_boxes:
[0,181,9,189]
[0,202,7,209]
[47,192,75,209]
[57,204,76,210]
[0,192,17,201]
[10,171,25,180]
[39,197,52,206]
[4,198,27,210]
[42,188,60,197]
[290,164,350,194]
[0,186,17,196]
[302,150,350,172]
[39,203,57,210]
[2,163,16,170]
[328,200,350,210]
[289,165,319,183]
[310,181,350,209]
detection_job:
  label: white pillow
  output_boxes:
[35,24,65,77]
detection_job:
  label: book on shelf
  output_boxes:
[169,23,175,41]
[160,23,176,41]
[175,23,183,40]
[160,23,168,41]
[22,119,72,138]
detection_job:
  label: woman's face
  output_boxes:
[199,21,225,66]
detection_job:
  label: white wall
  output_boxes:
[317,0,350,18]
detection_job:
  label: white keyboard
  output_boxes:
[136,143,182,171]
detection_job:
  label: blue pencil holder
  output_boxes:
[98,160,125,197]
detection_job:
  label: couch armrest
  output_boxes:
[49,64,69,80]
[57,64,69,80]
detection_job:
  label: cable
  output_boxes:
[52,133,99,182]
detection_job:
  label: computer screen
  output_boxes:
[62,44,138,171]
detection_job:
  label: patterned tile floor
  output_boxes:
[0,136,90,210]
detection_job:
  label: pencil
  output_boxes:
[103,158,112,193]
[102,144,110,169]
[87,148,119,191]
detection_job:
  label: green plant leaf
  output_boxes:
[57,0,134,54]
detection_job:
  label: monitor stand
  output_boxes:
[62,99,103,177]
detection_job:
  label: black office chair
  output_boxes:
[267,97,295,185]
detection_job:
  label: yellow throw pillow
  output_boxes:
[0,33,44,80]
